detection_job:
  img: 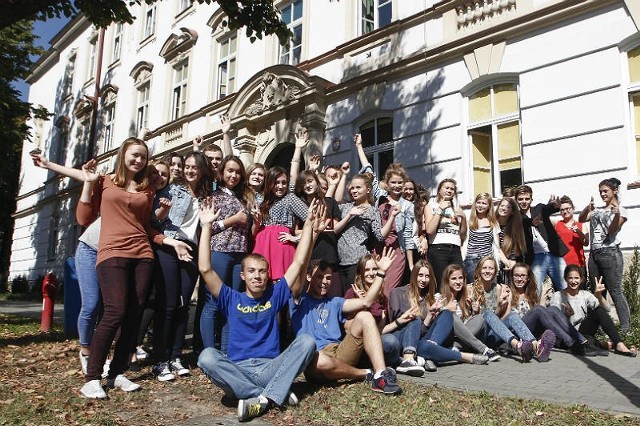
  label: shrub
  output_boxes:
[623,247,640,317]
[10,275,29,293]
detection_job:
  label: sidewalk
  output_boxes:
[2,300,638,420]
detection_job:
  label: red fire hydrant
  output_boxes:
[40,272,57,332]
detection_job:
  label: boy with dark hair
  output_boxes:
[289,250,403,394]
[197,198,324,422]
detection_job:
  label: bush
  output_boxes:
[623,247,640,316]
[10,275,29,293]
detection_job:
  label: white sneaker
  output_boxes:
[80,380,107,399]
[287,391,299,406]
[169,358,190,376]
[153,362,176,382]
[416,356,426,367]
[135,346,149,360]
[107,374,141,392]
[395,359,425,377]
[79,351,89,375]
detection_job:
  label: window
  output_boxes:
[468,83,522,195]
[628,47,640,177]
[136,83,150,132]
[361,0,393,34]
[143,5,157,39]
[87,37,97,81]
[359,117,394,178]
[217,33,237,99]
[279,0,303,65]
[112,23,122,62]
[103,103,115,152]
[171,61,189,120]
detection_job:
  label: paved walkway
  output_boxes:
[2,300,639,422]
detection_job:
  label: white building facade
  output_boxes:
[11,0,640,281]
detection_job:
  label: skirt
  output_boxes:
[253,224,296,280]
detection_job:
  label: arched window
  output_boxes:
[467,82,521,195]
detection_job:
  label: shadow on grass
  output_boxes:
[0,315,68,347]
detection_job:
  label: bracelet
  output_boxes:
[395,319,402,328]
[376,271,386,278]
[217,220,226,231]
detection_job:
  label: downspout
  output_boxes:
[88,28,105,159]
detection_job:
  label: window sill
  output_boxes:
[107,59,121,71]
[627,180,640,190]
[138,34,156,52]
[173,6,195,26]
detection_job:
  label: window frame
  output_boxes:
[466,81,522,197]
[356,115,395,179]
[143,4,157,40]
[136,82,150,133]
[171,60,189,121]
[216,32,237,100]
[623,39,640,183]
[278,0,303,66]
[360,0,393,35]
[111,23,123,63]
[103,102,116,152]
[87,35,98,82]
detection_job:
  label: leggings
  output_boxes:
[521,305,584,348]
[452,314,487,354]
[87,257,154,381]
[153,242,199,362]
[578,306,622,345]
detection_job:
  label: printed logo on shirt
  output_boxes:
[236,301,272,314]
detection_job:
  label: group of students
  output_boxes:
[32,119,637,422]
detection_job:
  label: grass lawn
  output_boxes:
[1,313,638,426]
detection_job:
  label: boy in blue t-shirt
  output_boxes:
[289,248,402,394]
[197,197,322,422]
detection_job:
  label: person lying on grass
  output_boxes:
[197,197,324,422]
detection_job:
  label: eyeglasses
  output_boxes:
[513,274,528,279]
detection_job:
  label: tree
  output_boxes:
[3,0,292,45]
[0,20,49,289]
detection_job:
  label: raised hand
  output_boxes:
[192,135,204,151]
[312,203,328,234]
[340,161,350,175]
[198,196,220,226]
[31,153,49,169]
[353,133,362,147]
[326,168,342,186]
[588,196,595,211]
[81,159,99,182]
[159,197,172,209]
[594,276,606,294]
[376,246,397,272]
[351,283,366,298]
[220,113,231,134]
[295,128,309,149]
[308,154,321,172]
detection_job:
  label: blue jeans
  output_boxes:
[383,318,422,366]
[75,242,101,347]
[531,252,566,294]
[483,311,534,347]
[589,247,630,331]
[200,251,244,352]
[197,334,316,406]
[463,255,483,284]
[416,310,462,364]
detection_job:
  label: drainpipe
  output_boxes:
[88,28,105,160]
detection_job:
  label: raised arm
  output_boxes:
[353,133,370,169]
[220,113,233,156]
[578,196,595,223]
[289,128,308,184]
[342,247,397,314]
[198,197,223,298]
[286,199,324,298]
[75,160,101,226]
[31,153,85,181]
[334,162,350,203]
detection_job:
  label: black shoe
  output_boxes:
[571,343,598,357]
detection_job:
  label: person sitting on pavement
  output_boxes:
[196,198,324,422]
[289,249,402,394]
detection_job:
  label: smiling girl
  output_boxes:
[425,178,467,290]
[579,178,631,333]
[495,197,527,284]
[77,138,191,398]
[549,265,636,357]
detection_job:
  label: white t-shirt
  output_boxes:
[590,206,626,250]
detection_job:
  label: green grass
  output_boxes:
[1,313,639,426]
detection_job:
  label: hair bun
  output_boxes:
[609,177,621,188]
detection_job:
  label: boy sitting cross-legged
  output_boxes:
[197,197,324,422]
[289,248,402,394]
